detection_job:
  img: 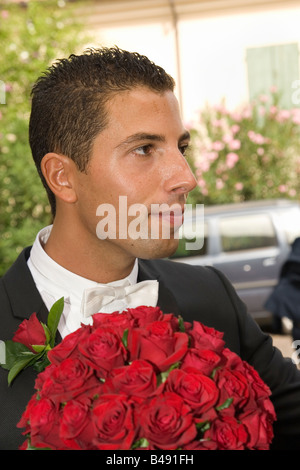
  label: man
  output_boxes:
[1,47,300,450]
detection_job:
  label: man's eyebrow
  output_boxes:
[117,133,165,148]
[117,131,190,148]
[179,131,191,142]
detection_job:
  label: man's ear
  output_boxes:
[41,153,78,205]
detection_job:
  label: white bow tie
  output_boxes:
[80,279,159,317]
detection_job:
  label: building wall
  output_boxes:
[85,2,300,123]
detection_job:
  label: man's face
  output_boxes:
[73,87,197,260]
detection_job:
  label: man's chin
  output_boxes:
[136,238,179,260]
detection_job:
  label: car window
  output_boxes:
[219,213,277,252]
[171,221,208,258]
[277,209,300,245]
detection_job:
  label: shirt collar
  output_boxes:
[28,225,139,301]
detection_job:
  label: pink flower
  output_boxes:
[247,131,268,145]
[222,134,232,144]
[231,124,240,134]
[211,141,225,151]
[216,179,225,190]
[292,113,300,125]
[212,119,224,128]
[276,110,290,123]
[228,139,241,151]
[208,151,218,162]
[257,147,264,156]
[259,94,269,103]
[226,152,239,169]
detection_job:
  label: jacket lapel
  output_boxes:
[137,259,181,315]
[3,247,49,324]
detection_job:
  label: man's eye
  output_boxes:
[179,144,190,156]
[134,145,153,156]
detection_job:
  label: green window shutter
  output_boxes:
[246,43,299,108]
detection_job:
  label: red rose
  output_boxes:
[17,392,40,434]
[240,361,272,401]
[137,392,197,450]
[18,396,62,449]
[128,321,189,372]
[91,394,136,450]
[59,400,92,449]
[16,306,276,451]
[208,416,248,450]
[126,306,164,327]
[12,313,46,352]
[222,347,244,369]
[39,357,99,403]
[215,368,251,412]
[78,327,127,378]
[92,311,135,338]
[189,321,225,353]
[181,348,222,376]
[164,369,219,415]
[244,412,272,450]
[47,325,91,366]
[238,404,275,449]
[34,363,57,391]
[104,359,159,398]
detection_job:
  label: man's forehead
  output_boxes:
[100,87,186,142]
[106,86,177,111]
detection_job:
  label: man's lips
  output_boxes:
[150,205,185,228]
[159,211,184,227]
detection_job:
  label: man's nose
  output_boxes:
[164,151,198,195]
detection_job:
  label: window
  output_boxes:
[246,43,299,108]
[278,209,300,245]
[219,214,277,252]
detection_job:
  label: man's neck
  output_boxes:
[43,220,136,284]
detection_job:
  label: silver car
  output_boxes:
[171,199,300,327]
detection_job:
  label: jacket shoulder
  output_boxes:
[140,257,229,291]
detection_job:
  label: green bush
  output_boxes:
[187,88,300,206]
[0,0,87,275]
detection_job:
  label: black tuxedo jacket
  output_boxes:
[1,247,300,450]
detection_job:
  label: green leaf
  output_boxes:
[210,366,221,379]
[216,397,234,411]
[7,356,37,385]
[41,322,51,345]
[33,354,51,373]
[47,297,64,347]
[159,361,181,384]
[0,339,49,384]
[196,420,210,433]
[1,340,32,370]
[31,344,46,353]
[121,329,129,348]
[25,439,52,451]
[178,315,185,332]
[131,438,150,449]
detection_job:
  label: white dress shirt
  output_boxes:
[27,226,157,338]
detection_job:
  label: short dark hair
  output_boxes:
[29,46,175,215]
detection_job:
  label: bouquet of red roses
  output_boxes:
[12,305,276,450]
